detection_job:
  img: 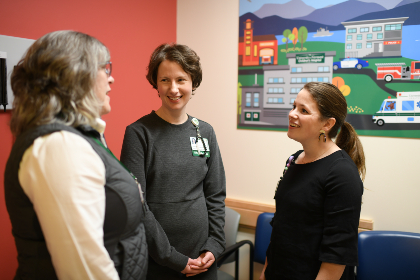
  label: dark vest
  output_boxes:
[4,123,147,280]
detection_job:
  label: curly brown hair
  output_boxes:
[146,43,202,93]
[10,30,110,136]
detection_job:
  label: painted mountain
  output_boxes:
[362,0,404,9]
[238,12,338,36]
[295,0,386,26]
[395,0,420,8]
[253,0,315,19]
[239,0,420,36]
[349,1,420,25]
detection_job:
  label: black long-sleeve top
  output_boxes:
[265,150,363,280]
[120,111,226,280]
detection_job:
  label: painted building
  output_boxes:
[238,19,278,66]
[240,83,263,123]
[341,17,408,58]
[240,51,336,126]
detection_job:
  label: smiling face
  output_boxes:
[156,60,193,116]
[287,88,327,145]
[94,65,114,116]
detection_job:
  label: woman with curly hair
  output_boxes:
[5,30,147,280]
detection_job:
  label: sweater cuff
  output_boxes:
[199,238,225,259]
[167,250,189,272]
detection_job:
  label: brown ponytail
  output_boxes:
[336,121,366,181]
[303,82,366,180]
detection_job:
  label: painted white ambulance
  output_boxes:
[372,92,420,126]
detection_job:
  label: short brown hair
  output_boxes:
[303,82,366,180]
[146,43,202,93]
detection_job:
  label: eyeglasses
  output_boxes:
[104,61,112,77]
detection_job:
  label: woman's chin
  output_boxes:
[100,106,111,116]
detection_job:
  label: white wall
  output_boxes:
[177,0,420,278]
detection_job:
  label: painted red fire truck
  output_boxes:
[376,61,420,82]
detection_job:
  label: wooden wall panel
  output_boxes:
[226,198,373,231]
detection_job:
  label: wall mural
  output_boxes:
[238,0,420,138]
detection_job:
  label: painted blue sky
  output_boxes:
[239,0,402,16]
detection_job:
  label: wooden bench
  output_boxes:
[225,198,373,232]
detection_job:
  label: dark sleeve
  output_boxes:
[120,125,188,272]
[198,127,226,259]
[319,158,363,266]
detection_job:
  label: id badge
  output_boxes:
[190,137,210,157]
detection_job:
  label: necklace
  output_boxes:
[299,144,335,164]
[275,155,295,198]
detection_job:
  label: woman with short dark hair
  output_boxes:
[121,43,226,280]
[260,82,365,280]
[146,43,202,92]
[5,30,147,280]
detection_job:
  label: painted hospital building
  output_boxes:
[240,51,336,127]
[342,17,408,58]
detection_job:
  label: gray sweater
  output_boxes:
[120,111,226,279]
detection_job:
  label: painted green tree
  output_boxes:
[283,29,291,50]
[237,82,242,124]
[298,26,308,49]
[288,33,295,51]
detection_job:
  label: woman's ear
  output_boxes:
[323,117,336,133]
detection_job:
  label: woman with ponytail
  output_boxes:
[260,82,365,280]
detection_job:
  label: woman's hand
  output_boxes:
[181,258,207,277]
[315,262,345,280]
[184,251,215,277]
[193,251,215,269]
[259,257,268,280]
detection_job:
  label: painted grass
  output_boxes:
[333,74,391,114]
[238,74,265,87]
[385,82,420,92]
[356,129,420,138]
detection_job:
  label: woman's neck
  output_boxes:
[299,139,339,164]
[155,107,188,125]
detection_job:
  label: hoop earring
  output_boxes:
[319,130,327,142]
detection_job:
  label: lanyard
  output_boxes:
[191,118,207,156]
[91,137,146,213]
